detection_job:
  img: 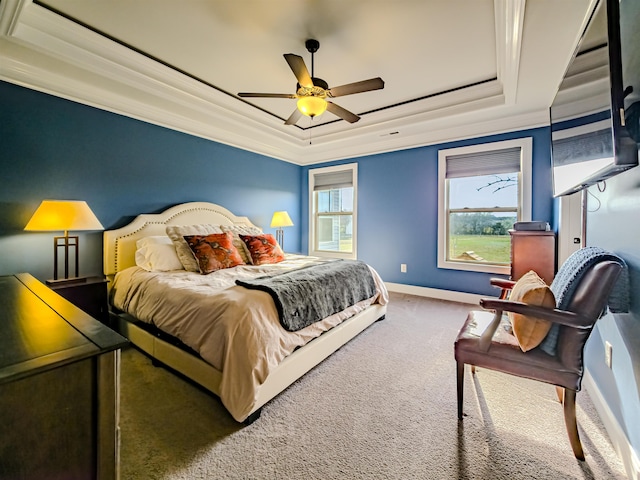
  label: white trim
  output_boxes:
[0,0,27,36]
[384,282,484,306]
[583,369,640,480]
[0,1,558,166]
[557,191,584,266]
[308,163,358,260]
[494,0,526,104]
[437,137,533,275]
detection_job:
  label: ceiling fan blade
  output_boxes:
[326,101,360,123]
[238,92,297,99]
[328,77,385,98]
[284,108,302,125]
[284,54,313,88]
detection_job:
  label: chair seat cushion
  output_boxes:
[454,310,582,390]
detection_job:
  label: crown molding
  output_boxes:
[1,0,549,165]
[494,0,526,104]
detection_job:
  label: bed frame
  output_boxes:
[103,201,386,422]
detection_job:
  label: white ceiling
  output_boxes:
[0,0,597,165]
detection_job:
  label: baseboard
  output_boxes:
[583,369,640,480]
[384,282,484,305]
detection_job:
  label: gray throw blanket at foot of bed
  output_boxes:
[236,260,378,331]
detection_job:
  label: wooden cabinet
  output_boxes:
[48,275,110,324]
[509,230,556,284]
[0,273,128,480]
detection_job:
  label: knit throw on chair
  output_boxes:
[539,246,629,356]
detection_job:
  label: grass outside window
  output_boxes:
[449,234,511,265]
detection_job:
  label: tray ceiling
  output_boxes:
[0,0,596,164]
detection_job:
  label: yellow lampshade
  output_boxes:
[270,211,294,228]
[25,200,104,233]
[297,96,327,118]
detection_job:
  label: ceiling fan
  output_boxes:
[238,39,384,125]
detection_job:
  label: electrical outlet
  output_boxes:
[400,263,407,273]
[605,341,613,368]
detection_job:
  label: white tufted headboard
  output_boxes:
[103,202,257,278]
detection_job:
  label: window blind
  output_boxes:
[445,146,522,178]
[313,169,353,190]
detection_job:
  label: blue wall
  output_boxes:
[301,127,555,296]
[0,80,301,281]
[583,163,640,465]
[2,79,555,295]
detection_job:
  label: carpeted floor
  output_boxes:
[119,292,627,479]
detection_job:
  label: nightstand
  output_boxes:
[47,275,110,325]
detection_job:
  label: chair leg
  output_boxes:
[556,386,564,404]
[457,361,465,420]
[562,389,585,461]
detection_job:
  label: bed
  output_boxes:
[104,201,388,422]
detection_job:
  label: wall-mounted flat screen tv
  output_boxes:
[549,0,639,197]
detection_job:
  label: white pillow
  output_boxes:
[166,224,224,272]
[135,236,184,272]
[136,235,173,249]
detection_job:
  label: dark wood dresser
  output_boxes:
[509,230,556,284]
[0,273,129,480]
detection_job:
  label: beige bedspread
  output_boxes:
[110,254,388,421]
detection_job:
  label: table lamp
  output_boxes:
[25,200,104,283]
[270,211,293,247]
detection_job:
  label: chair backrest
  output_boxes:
[550,246,628,311]
[539,246,628,358]
[555,260,623,370]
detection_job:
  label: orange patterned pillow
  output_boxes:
[183,232,245,274]
[508,270,556,352]
[240,234,285,265]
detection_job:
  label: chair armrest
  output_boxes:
[490,278,517,290]
[490,277,516,299]
[479,298,591,329]
[478,309,504,352]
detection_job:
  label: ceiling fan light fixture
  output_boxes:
[238,39,383,125]
[297,95,327,118]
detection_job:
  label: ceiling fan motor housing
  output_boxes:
[305,39,320,53]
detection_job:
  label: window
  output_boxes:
[309,163,357,259]
[438,138,532,274]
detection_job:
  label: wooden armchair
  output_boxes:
[454,248,626,460]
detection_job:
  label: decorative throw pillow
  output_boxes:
[508,270,556,352]
[166,224,224,272]
[135,236,183,272]
[220,224,263,264]
[183,232,245,274]
[240,234,286,265]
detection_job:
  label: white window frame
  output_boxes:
[308,163,358,260]
[437,137,533,274]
